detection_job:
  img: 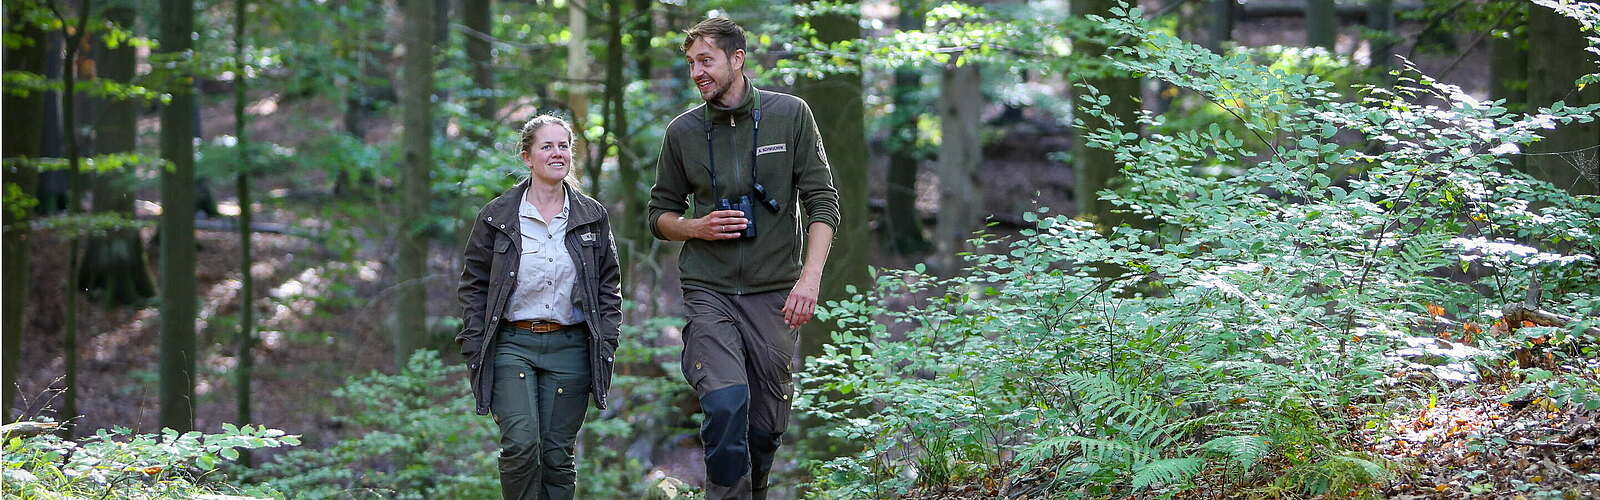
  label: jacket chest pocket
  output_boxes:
[489,235,513,312]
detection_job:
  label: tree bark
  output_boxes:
[2,3,48,422]
[1203,0,1234,53]
[604,0,635,287]
[1073,0,1141,231]
[937,60,981,273]
[57,0,97,435]
[233,0,256,465]
[794,3,870,359]
[1526,0,1600,195]
[1367,0,1393,69]
[569,0,596,194]
[883,1,930,256]
[397,0,435,366]
[463,0,494,144]
[81,4,155,307]
[1306,0,1337,51]
[160,0,199,432]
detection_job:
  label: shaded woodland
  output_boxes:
[3,0,1599,498]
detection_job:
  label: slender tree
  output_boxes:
[794,2,870,358]
[883,0,930,256]
[1203,0,1234,53]
[47,0,98,432]
[463,0,493,144]
[1072,0,1141,230]
[1306,0,1336,51]
[233,0,257,465]
[603,0,633,284]
[2,2,49,422]
[568,0,595,194]
[937,59,981,273]
[1367,0,1394,69]
[159,0,198,432]
[396,0,435,364]
[1526,1,1600,195]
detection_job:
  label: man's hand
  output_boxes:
[659,210,748,241]
[782,273,821,329]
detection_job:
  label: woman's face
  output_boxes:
[520,125,572,186]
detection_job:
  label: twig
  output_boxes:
[1508,439,1570,448]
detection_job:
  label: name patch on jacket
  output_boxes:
[756,143,787,156]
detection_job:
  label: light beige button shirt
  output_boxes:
[506,192,582,325]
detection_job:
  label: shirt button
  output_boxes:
[557,387,565,394]
[509,271,515,277]
[491,316,498,322]
[518,372,525,379]
[606,356,614,363]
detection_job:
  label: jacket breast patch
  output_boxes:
[756,143,787,156]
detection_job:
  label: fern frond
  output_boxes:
[1200,435,1270,470]
[1131,456,1205,491]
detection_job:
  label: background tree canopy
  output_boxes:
[3,0,1598,498]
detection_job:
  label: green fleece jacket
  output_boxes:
[647,81,841,295]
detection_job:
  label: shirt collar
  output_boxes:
[518,189,569,225]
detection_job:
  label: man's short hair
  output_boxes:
[681,17,746,56]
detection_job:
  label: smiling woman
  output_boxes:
[455,114,623,500]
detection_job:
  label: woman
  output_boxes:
[456,115,622,500]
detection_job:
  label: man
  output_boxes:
[647,17,840,500]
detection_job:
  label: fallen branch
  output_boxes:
[0,421,62,439]
[1502,304,1600,337]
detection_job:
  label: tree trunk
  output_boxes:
[1203,0,1234,53]
[937,60,981,274]
[794,4,869,360]
[397,0,435,365]
[81,4,155,307]
[569,0,596,194]
[1526,1,1600,195]
[883,1,929,256]
[1306,0,1337,51]
[1489,1,1527,171]
[464,0,494,144]
[1366,0,1393,69]
[233,0,256,465]
[2,4,48,422]
[604,0,633,286]
[58,0,97,434]
[160,0,199,432]
[39,33,66,214]
[1073,0,1142,231]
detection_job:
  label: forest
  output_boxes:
[3,0,1599,498]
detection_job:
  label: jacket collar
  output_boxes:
[705,79,759,125]
[483,178,603,234]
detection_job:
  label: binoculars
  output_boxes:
[717,182,781,240]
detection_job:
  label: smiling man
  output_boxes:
[646,17,840,500]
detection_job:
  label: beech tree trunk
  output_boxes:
[1073,0,1141,231]
[937,60,981,274]
[1306,0,1337,51]
[1526,1,1600,195]
[883,1,930,256]
[2,3,48,422]
[794,3,870,359]
[397,0,435,365]
[160,0,199,432]
[81,4,155,307]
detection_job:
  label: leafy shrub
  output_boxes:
[241,350,500,499]
[2,422,297,499]
[799,3,1599,498]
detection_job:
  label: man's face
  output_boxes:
[685,37,743,105]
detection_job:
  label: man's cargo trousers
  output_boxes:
[680,288,799,500]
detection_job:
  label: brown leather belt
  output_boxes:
[507,319,564,333]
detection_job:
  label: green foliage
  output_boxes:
[240,351,500,499]
[2,423,297,499]
[800,4,1600,498]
